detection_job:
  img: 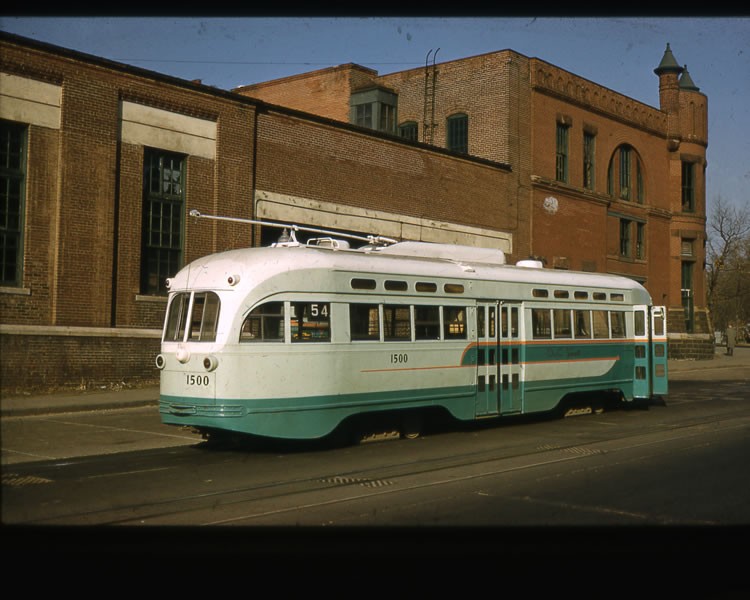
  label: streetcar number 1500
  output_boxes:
[186,374,210,386]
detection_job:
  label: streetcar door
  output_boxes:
[633,305,668,399]
[633,305,651,398]
[499,303,523,414]
[650,306,668,396]
[475,302,499,416]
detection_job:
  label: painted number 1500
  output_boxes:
[390,353,408,364]
[186,374,210,386]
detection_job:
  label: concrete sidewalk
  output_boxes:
[1,346,748,417]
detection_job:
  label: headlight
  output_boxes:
[155,354,166,369]
[203,355,219,372]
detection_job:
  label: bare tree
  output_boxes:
[706,196,750,336]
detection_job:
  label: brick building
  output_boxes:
[0,33,514,395]
[0,34,710,395]
[236,44,711,359]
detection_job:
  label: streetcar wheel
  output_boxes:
[400,414,422,439]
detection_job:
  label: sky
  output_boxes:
[1,16,748,214]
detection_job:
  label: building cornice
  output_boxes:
[530,58,668,137]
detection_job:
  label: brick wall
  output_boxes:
[255,108,514,239]
[0,34,517,392]
[1,328,160,395]
[235,64,378,123]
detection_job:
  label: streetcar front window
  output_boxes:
[163,291,221,342]
[164,293,190,342]
[189,292,221,342]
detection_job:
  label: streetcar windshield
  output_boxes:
[164,292,221,342]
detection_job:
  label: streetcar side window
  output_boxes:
[240,301,284,342]
[653,311,665,336]
[610,311,626,338]
[350,303,380,341]
[384,305,411,341]
[443,306,467,339]
[574,310,591,338]
[634,311,646,336]
[531,308,552,339]
[291,302,331,342]
[415,305,441,340]
[592,310,609,338]
[553,309,572,338]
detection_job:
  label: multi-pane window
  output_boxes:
[608,145,646,203]
[379,104,395,133]
[636,223,646,260]
[398,121,418,141]
[619,146,631,200]
[355,103,373,129]
[555,123,569,182]
[142,149,185,294]
[241,302,285,342]
[446,113,468,154]
[583,132,595,190]
[682,161,695,212]
[350,88,398,135]
[0,120,26,286]
[620,219,632,257]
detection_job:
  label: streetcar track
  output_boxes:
[6,392,750,526]
[17,409,749,526]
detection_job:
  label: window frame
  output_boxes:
[0,119,27,287]
[141,148,186,295]
[446,113,468,154]
[583,131,595,190]
[398,121,418,141]
[681,160,695,212]
[555,122,570,183]
[608,144,646,203]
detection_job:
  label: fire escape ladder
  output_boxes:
[423,48,439,144]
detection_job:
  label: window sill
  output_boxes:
[0,286,31,296]
[135,294,168,303]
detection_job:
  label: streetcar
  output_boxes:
[156,213,667,442]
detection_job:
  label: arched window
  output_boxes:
[607,144,645,203]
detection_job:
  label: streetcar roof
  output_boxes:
[167,241,651,302]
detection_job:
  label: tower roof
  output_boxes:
[654,43,684,75]
[679,65,700,91]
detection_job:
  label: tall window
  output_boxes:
[608,144,646,203]
[682,161,695,212]
[0,120,26,287]
[636,222,646,260]
[619,146,631,200]
[354,103,373,129]
[398,121,418,141]
[141,149,185,295]
[379,103,395,133]
[619,219,632,257]
[583,131,595,190]
[555,123,569,182]
[446,113,468,154]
